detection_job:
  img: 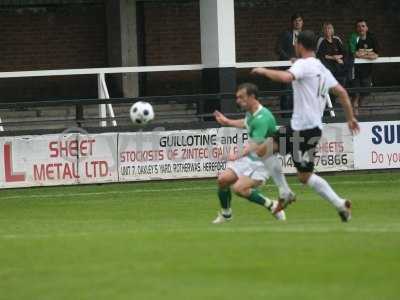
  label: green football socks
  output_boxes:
[218,187,232,209]
[248,189,272,208]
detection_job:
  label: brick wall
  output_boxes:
[142,1,201,96]
[236,0,400,61]
[0,4,107,101]
[234,0,400,88]
[1,0,399,100]
[142,0,400,94]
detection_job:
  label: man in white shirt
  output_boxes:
[252,30,360,222]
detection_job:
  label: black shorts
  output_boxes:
[274,126,322,172]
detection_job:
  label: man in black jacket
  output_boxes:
[276,13,304,117]
[276,13,304,61]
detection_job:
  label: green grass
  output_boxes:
[0,172,400,300]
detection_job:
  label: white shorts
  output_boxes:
[227,156,269,183]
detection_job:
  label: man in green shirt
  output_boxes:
[212,83,293,224]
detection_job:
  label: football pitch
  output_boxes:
[1,172,399,300]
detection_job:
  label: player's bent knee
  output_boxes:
[217,172,235,188]
[217,176,229,188]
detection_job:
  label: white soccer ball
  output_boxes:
[129,101,154,125]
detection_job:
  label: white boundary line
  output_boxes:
[2,178,399,200]
[1,225,400,240]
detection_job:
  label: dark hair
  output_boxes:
[237,83,259,98]
[291,12,303,22]
[297,30,317,51]
[355,19,367,26]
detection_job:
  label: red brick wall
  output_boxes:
[141,0,400,63]
[235,0,400,61]
[0,4,107,100]
[234,0,400,87]
[1,1,399,100]
[142,0,400,94]
[142,1,201,95]
[143,2,200,65]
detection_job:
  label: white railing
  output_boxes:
[0,64,204,79]
[0,57,399,79]
[236,56,400,68]
[0,57,399,131]
[0,64,204,130]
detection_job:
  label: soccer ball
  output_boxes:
[129,101,154,125]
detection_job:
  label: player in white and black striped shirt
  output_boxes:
[252,30,360,222]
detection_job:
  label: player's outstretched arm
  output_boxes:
[213,110,245,128]
[251,67,294,83]
[331,84,360,135]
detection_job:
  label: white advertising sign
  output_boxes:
[118,123,354,181]
[354,121,400,169]
[0,122,377,189]
[0,138,4,188]
[278,123,354,174]
[0,133,119,188]
[76,133,119,184]
[0,134,79,188]
[118,127,246,181]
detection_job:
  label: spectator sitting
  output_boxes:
[316,22,347,86]
[275,12,304,117]
[348,19,379,115]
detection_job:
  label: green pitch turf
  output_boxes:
[1,172,399,300]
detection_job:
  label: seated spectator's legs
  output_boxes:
[358,75,372,108]
[350,74,372,116]
[350,77,360,116]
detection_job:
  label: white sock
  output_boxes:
[264,154,293,200]
[307,174,345,210]
[221,208,232,217]
[260,194,273,209]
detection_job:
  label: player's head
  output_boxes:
[295,30,316,57]
[291,13,303,31]
[236,83,259,110]
[355,19,368,36]
[322,22,334,38]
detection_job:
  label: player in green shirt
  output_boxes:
[212,83,294,224]
[244,102,277,161]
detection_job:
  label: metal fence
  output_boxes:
[0,58,399,135]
